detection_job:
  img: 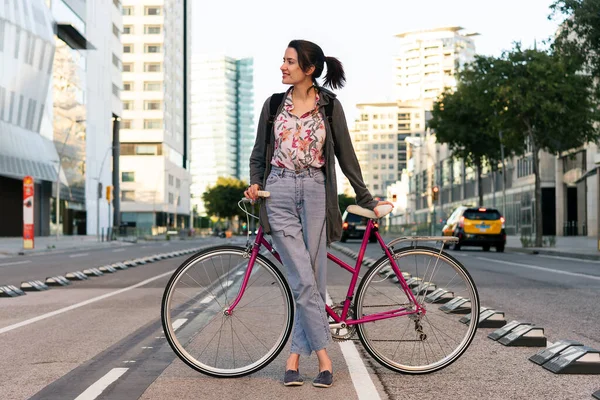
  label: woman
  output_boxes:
[245,39,392,388]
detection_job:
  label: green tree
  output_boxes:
[493,44,600,246]
[202,177,248,227]
[550,0,600,84]
[428,56,503,206]
[338,193,355,213]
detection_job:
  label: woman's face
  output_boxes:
[281,47,312,86]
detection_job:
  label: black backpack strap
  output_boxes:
[266,93,285,145]
[324,100,335,146]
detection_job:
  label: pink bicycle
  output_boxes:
[161,196,479,377]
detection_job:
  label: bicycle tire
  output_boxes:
[355,246,479,374]
[161,245,294,378]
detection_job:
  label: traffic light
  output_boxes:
[392,194,397,202]
[432,186,439,201]
[106,185,113,201]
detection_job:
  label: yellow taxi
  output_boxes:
[442,206,506,252]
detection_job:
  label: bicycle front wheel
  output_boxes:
[161,245,294,377]
[355,246,479,374]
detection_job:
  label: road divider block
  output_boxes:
[21,280,49,291]
[542,346,600,374]
[460,308,506,328]
[529,340,584,365]
[65,271,88,280]
[99,265,117,273]
[498,324,546,347]
[124,260,138,267]
[593,389,600,399]
[0,285,25,297]
[45,276,71,286]
[425,288,454,304]
[405,277,423,288]
[439,296,471,314]
[412,282,437,295]
[83,268,104,277]
[112,262,128,270]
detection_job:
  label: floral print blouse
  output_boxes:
[270,90,326,171]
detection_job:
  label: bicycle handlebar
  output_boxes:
[241,191,270,203]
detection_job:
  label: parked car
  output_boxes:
[442,206,506,252]
[341,211,378,243]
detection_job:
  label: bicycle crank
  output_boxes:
[328,304,357,342]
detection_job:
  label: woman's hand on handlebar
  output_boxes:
[244,184,260,202]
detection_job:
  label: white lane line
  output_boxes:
[235,270,245,276]
[538,254,600,264]
[69,253,89,258]
[0,260,31,267]
[112,248,125,253]
[476,256,600,281]
[200,295,215,304]
[224,280,234,287]
[0,269,175,335]
[173,318,188,331]
[326,292,381,400]
[74,367,128,400]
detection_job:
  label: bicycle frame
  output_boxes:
[226,219,425,325]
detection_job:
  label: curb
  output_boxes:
[506,246,600,261]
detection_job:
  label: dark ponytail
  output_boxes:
[287,40,346,91]
[323,56,346,90]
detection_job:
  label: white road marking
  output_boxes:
[172,318,188,331]
[0,260,31,267]
[112,248,125,253]
[326,292,381,400]
[538,254,600,264]
[224,280,234,287]
[0,269,175,335]
[476,257,600,281]
[235,270,245,276]
[69,253,89,258]
[122,360,136,364]
[74,367,128,400]
[200,295,215,304]
[141,346,153,349]
[452,253,469,257]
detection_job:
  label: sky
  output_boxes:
[191,0,564,125]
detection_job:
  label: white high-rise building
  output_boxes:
[190,55,254,216]
[394,26,477,105]
[119,0,191,232]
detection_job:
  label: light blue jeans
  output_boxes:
[265,166,331,357]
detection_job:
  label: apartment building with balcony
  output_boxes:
[119,0,191,232]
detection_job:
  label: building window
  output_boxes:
[144,119,162,129]
[168,193,174,204]
[121,190,135,201]
[145,6,162,15]
[123,44,133,53]
[176,178,181,189]
[135,144,160,155]
[113,0,121,9]
[112,84,120,97]
[122,119,132,129]
[145,44,161,53]
[122,63,133,72]
[112,23,120,38]
[112,53,121,69]
[122,100,133,110]
[177,196,181,206]
[122,171,135,182]
[123,82,133,91]
[144,25,161,34]
[144,62,161,72]
[123,25,133,34]
[122,6,132,15]
[168,174,174,185]
[144,81,161,91]
[144,100,161,110]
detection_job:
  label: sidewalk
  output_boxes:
[0,235,132,257]
[506,235,600,261]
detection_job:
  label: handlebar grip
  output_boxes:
[257,190,270,198]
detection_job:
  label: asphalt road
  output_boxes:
[0,235,599,400]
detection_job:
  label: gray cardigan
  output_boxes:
[249,86,378,244]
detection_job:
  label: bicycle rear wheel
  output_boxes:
[355,246,479,374]
[161,245,294,377]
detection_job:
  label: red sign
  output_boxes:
[23,176,34,250]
